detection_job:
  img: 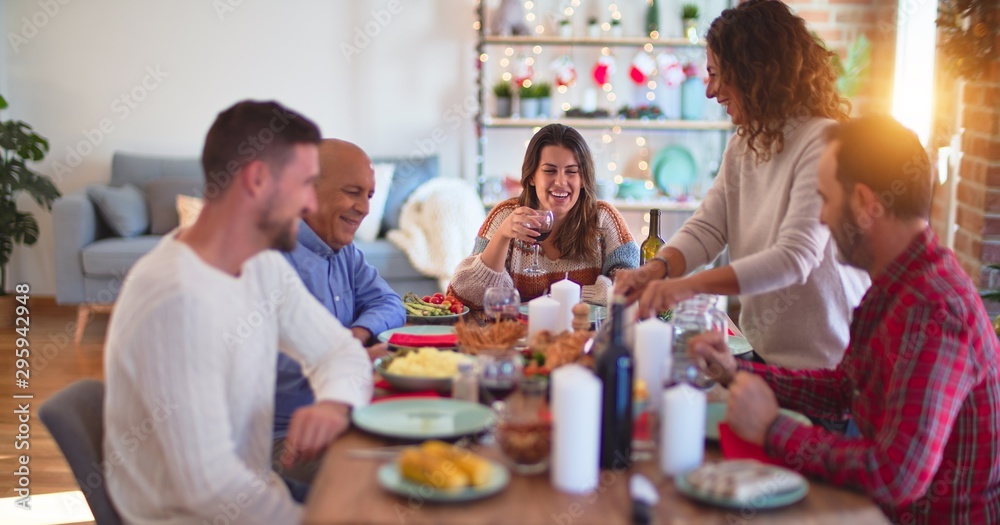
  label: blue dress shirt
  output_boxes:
[274,221,405,438]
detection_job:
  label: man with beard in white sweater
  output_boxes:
[103,100,373,525]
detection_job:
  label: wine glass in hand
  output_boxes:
[524,209,554,275]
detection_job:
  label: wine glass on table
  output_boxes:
[523,209,555,276]
[484,287,521,323]
[478,351,524,406]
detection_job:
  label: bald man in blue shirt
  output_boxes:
[273,139,405,482]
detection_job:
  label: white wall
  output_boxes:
[2,0,478,295]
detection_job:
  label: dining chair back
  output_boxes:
[39,379,123,525]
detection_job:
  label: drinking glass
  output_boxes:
[478,351,523,406]
[484,287,521,322]
[669,294,727,389]
[524,209,555,275]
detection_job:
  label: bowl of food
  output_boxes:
[374,347,475,394]
[404,292,469,325]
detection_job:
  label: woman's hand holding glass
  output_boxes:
[501,206,548,244]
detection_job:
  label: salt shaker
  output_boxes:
[452,361,479,403]
[572,302,591,332]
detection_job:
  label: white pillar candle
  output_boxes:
[551,364,601,494]
[634,318,673,411]
[528,295,560,339]
[624,302,639,348]
[659,383,706,477]
[550,278,581,334]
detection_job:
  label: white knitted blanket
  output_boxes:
[387,178,486,291]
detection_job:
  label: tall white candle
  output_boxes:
[659,383,706,476]
[551,365,601,494]
[634,318,673,411]
[550,278,581,333]
[528,295,560,339]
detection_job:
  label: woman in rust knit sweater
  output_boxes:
[450,124,639,307]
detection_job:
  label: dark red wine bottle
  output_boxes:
[597,294,633,469]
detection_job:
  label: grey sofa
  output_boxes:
[53,151,441,312]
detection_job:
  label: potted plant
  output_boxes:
[610,18,623,38]
[646,0,660,38]
[493,81,513,118]
[535,82,552,118]
[587,16,600,38]
[518,83,540,119]
[559,18,572,38]
[681,4,700,43]
[0,94,60,323]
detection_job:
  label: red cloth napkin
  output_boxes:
[387,333,457,348]
[373,379,442,402]
[718,423,784,467]
[633,411,651,441]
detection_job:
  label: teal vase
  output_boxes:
[681,77,705,120]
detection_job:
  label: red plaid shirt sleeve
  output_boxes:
[760,300,976,507]
[737,360,852,419]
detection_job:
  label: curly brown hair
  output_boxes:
[706,0,850,162]
[518,124,599,260]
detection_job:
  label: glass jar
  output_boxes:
[670,294,727,389]
[495,376,551,474]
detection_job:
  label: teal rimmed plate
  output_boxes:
[352,398,495,440]
[675,463,809,509]
[377,458,510,502]
[377,325,457,350]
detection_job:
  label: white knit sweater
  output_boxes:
[104,234,373,525]
[668,117,869,369]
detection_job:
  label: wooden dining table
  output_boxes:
[303,428,890,525]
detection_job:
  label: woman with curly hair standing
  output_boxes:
[450,123,639,308]
[616,0,868,372]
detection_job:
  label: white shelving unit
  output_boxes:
[473,3,734,241]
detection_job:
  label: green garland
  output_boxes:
[937,0,999,81]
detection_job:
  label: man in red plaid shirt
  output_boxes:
[691,115,1000,523]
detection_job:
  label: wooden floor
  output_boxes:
[0,298,108,524]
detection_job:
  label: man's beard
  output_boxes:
[258,194,299,252]
[832,202,874,270]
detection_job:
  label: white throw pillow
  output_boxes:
[176,194,205,229]
[354,162,395,242]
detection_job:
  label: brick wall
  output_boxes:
[951,58,1000,290]
[927,3,1000,311]
[785,0,898,115]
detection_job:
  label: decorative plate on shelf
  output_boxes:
[652,145,697,196]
